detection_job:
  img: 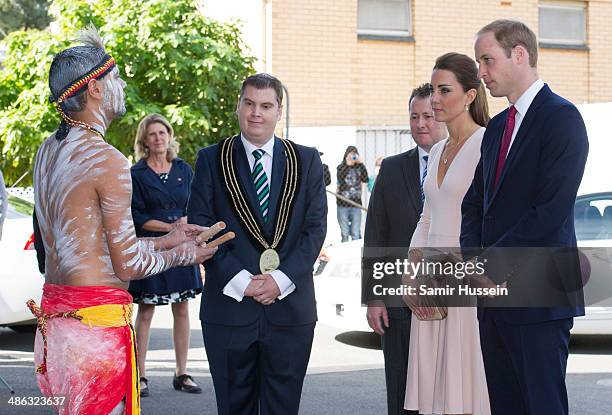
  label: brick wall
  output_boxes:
[270,0,612,127]
[585,0,612,103]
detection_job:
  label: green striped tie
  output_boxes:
[252,149,270,222]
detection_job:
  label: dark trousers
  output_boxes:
[381,316,417,415]
[479,313,573,415]
[202,318,315,415]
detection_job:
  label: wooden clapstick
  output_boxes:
[206,232,235,249]
[197,221,226,244]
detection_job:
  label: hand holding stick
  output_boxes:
[195,221,235,249]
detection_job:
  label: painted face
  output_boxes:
[102,67,127,119]
[431,69,474,124]
[475,31,516,98]
[409,96,446,150]
[144,122,170,156]
[236,86,282,145]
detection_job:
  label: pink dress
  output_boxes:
[404,127,491,415]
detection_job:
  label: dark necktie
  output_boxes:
[493,105,517,187]
[421,155,428,202]
[252,149,270,222]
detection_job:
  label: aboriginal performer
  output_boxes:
[28,26,223,415]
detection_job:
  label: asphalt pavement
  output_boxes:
[1,298,611,414]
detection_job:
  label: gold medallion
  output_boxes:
[260,248,281,273]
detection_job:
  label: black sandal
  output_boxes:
[140,377,150,397]
[172,373,202,394]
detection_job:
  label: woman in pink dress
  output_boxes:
[404,52,491,415]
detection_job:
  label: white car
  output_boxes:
[0,193,43,330]
[314,239,369,331]
[315,192,612,335]
[571,192,612,335]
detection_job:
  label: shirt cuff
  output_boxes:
[222,269,253,302]
[270,270,296,300]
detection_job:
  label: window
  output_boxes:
[539,1,586,47]
[574,193,612,241]
[358,0,412,39]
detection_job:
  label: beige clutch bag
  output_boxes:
[415,306,448,321]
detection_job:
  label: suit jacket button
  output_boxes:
[170,203,177,209]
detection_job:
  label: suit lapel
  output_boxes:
[486,85,550,207]
[233,136,266,229]
[400,147,423,214]
[483,115,505,204]
[266,137,286,234]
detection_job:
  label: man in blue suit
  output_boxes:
[461,20,588,415]
[187,73,327,415]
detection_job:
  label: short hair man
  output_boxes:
[462,19,588,415]
[188,73,327,414]
[30,27,218,415]
[364,83,446,415]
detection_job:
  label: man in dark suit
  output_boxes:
[363,83,446,415]
[462,20,589,415]
[187,73,327,415]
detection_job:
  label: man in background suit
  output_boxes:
[187,73,327,415]
[462,20,588,415]
[363,83,446,415]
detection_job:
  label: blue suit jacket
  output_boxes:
[460,85,589,324]
[128,158,202,295]
[187,136,327,326]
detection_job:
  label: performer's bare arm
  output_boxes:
[97,149,214,282]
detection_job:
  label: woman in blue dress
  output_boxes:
[129,114,203,396]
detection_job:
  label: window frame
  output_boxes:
[538,1,587,47]
[357,0,413,41]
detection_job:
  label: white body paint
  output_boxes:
[33,124,195,288]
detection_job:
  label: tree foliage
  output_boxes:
[0,0,254,185]
[0,0,52,39]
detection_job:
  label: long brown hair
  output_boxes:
[433,52,490,127]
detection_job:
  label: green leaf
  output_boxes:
[0,0,255,184]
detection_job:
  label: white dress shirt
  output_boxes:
[222,134,296,302]
[507,78,545,152]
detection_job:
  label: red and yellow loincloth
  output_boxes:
[27,283,140,415]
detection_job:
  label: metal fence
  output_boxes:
[356,126,415,168]
[355,126,414,208]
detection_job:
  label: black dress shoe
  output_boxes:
[140,377,150,397]
[172,374,202,394]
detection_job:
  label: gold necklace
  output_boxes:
[442,136,469,165]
